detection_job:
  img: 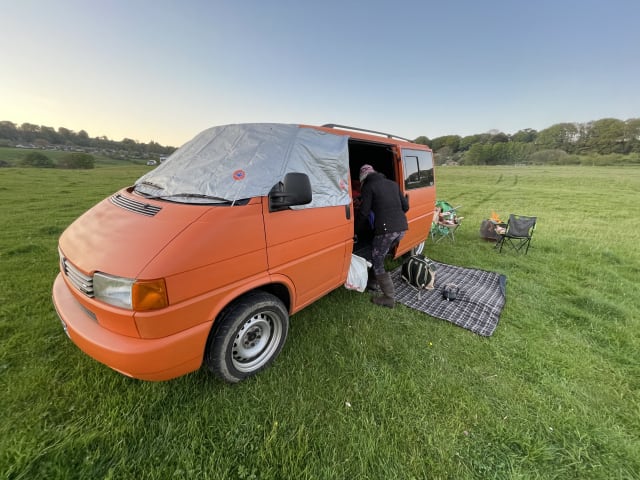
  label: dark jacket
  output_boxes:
[357,172,409,235]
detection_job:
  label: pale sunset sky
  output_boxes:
[2,0,639,147]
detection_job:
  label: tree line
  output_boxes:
[0,120,175,156]
[4,118,640,167]
[414,117,640,166]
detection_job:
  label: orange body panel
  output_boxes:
[138,198,266,282]
[136,253,271,339]
[58,190,208,278]
[398,180,436,254]
[263,203,352,312]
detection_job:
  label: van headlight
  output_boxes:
[93,273,168,311]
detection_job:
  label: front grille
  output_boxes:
[61,257,94,297]
[110,193,161,217]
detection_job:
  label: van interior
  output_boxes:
[348,138,398,260]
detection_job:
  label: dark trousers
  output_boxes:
[371,231,405,275]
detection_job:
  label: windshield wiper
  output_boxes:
[141,193,234,204]
[137,181,165,190]
[135,186,243,205]
[160,193,230,202]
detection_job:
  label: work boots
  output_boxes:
[372,272,395,308]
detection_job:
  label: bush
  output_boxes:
[461,142,534,165]
[526,149,571,165]
[21,151,54,168]
[58,152,95,169]
[575,153,640,166]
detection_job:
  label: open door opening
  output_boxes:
[347,139,398,261]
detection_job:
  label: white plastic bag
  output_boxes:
[344,254,371,293]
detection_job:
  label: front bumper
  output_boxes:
[52,274,210,381]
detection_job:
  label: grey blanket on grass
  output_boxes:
[390,262,507,336]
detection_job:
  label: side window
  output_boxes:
[402,149,434,189]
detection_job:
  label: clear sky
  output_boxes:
[2,0,639,147]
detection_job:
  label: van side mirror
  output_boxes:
[268,172,312,212]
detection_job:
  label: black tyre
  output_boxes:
[205,291,289,383]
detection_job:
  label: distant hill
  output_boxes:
[0,120,176,164]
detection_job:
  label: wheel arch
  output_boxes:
[203,286,291,382]
[205,280,292,347]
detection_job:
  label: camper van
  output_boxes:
[52,123,436,382]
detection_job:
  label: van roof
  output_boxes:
[320,123,413,143]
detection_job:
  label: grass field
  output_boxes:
[0,146,151,167]
[1,165,639,479]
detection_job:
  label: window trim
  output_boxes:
[402,149,434,190]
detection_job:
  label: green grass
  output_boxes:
[1,166,639,479]
[0,146,151,167]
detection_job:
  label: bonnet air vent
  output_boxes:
[110,194,162,217]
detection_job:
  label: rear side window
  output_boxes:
[402,149,434,189]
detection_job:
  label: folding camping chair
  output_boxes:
[430,200,463,243]
[496,214,537,254]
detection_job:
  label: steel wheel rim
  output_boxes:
[232,311,282,373]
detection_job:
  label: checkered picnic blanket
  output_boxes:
[391,261,507,336]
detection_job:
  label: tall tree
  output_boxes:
[0,121,18,141]
[430,135,461,152]
[57,127,74,144]
[583,118,627,154]
[76,130,90,147]
[624,118,640,153]
[19,123,40,142]
[511,128,537,143]
[489,132,509,144]
[459,134,490,151]
[39,126,61,144]
[536,123,580,153]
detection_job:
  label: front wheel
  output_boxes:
[205,291,289,383]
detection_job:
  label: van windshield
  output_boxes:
[134,124,350,208]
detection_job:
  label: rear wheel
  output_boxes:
[402,239,426,260]
[205,291,289,383]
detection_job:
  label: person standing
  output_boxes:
[356,164,409,308]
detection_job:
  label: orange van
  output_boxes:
[53,123,436,382]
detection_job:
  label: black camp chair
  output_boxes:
[496,214,536,254]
